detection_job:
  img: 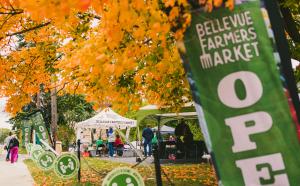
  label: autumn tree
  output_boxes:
[1,0,194,115]
[0,0,299,116]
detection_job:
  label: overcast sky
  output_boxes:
[0,98,11,129]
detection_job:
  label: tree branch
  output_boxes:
[77,12,101,20]
[56,82,69,95]
[0,21,51,41]
[0,9,23,15]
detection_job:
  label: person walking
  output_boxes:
[107,127,115,157]
[142,125,154,157]
[8,135,19,164]
[4,132,12,161]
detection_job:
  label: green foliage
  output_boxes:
[284,0,300,56]
[9,93,95,147]
[295,65,300,92]
[289,40,300,61]
[0,128,11,143]
[57,125,75,150]
[188,120,204,141]
[56,93,95,126]
[283,0,300,90]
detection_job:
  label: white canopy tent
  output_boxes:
[75,107,136,129]
[75,107,137,141]
[75,108,145,159]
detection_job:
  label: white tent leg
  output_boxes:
[137,126,141,149]
[125,127,131,140]
[76,128,82,141]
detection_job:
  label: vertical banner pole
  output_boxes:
[77,139,81,182]
[153,116,162,186]
[264,0,300,123]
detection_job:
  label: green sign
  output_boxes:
[102,167,144,186]
[31,146,44,162]
[30,112,49,143]
[182,0,300,185]
[22,120,31,147]
[54,153,79,179]
[37,151,56,171]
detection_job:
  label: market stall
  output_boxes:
[75,107,137,156]
[137,103,207,161]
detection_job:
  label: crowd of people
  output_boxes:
[3,132,20,164]
[142,120,194,159]
[87,121,194,159]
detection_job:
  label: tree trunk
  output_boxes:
[36,92,41,109]
[51,86,58,148]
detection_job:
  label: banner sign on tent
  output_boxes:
[181,0,300,185]
[21,120,31,147]
[30,112,50,144]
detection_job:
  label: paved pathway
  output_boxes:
[0,152,34,186]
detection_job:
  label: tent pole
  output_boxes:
[115,128,148,166]
[137,125,141,149]
[125,127,131,140]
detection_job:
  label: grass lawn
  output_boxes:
[24,157,217,186]
[19,147,27,154]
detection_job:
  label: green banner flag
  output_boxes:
[30,112,50,144]
[182,0,300,185]
[21,120,31,147]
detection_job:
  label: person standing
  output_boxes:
[8,135,19,164]
[107,127,115,157]
[142,125,154,157]
[96,137,104,156]
[4,132,12,161]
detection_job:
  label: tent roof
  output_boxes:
[156,112,197,117]
[139,105,158,110]
[136,103,198,126]
[75,107,137,129]
[139,102,195,111]
[152,125,175,133]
